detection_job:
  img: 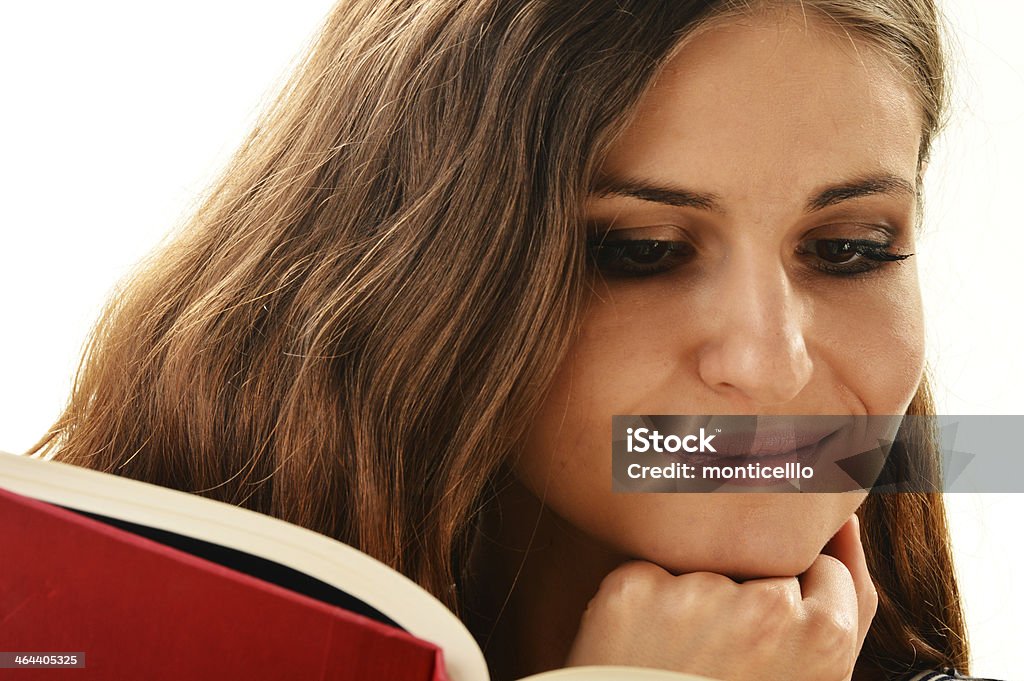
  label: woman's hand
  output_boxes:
[564,514,877,681]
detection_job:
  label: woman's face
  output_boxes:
[517,11,925,579]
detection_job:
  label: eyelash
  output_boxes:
[586,236,913,278]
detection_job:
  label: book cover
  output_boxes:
[0,483,448,681]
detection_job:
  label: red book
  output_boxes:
[0,483,448,681]
[0,452,484,681]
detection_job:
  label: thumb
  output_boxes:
[822,513,878,648]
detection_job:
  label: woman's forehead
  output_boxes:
[599,8,923,206]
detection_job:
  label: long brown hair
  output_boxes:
[29,0,967,677]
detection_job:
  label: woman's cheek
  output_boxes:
[514,340,631,520]
[816,273,926,415]
[884,281,927,412]
[514,295,693,519]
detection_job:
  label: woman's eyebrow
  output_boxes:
[805,174,916,212]
[591,176,723,212]
[591,173,916,214]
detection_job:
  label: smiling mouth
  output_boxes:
[674,426,843,467]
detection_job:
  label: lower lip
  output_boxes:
[672,442,819,488]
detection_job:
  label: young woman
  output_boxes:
[28,1,998,680]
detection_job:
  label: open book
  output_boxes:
[0,451,716,681]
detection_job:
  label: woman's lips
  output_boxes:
[674,427,842,467]
[705,427,840,458]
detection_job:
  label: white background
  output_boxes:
[0,2,1020,676]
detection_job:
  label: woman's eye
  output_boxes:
[586,235,912,279]
[587,239,696,277]
[801,238,913,276]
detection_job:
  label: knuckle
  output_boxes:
[671,572,735,610]
[680,570,735,593]
[806,608,857,656]
[754,584,799,617]
[742,588,798,642]
[596,561,661,604]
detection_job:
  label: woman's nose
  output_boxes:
[695,251,813,406]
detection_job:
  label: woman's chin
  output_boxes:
[618,505,854,580]
[645,544,822,580]
[709,553,821,582]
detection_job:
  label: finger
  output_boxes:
[798,548,855,613]
[797,544,858,655]
[735,574,802,606]
[821,514,878,646]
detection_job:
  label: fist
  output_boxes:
[565,515,877,681]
